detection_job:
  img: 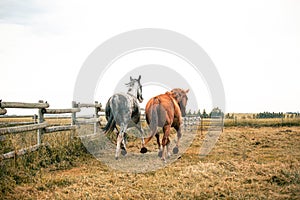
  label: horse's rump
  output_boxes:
[145,94,180,130]
[103,94,131,134]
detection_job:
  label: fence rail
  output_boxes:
[0,143,46,160]
[44,125,77,133]
[0,122,48,135]
[0,101,49,109]
[0,114,37,119]
[44,108,81,114]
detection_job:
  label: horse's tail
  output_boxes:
[103,113,115,134]
[103,99,116,134]
[148,97,160,133]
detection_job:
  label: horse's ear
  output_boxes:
[130,76,133,81]
[185,89,190,93]
[138,75,141,81]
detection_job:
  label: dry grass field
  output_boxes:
[1,116,300,199]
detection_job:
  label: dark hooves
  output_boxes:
[115,157,119,160]
[121,148,127,156]
[173,147,179,154]
[140,147,147,154]
[158,151,163,158]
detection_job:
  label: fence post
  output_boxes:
[71,101,77,139]
[94,101,100,134]
[222,115,224,132]
[33,114,38,124]
[37,100,45,145]
[71,101,77,126]
[200,118,203,135]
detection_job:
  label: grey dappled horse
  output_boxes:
[103,75,144,159]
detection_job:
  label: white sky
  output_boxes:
[1,0,300,114]
[95,50,212,113]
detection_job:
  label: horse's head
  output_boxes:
[126,75,144,103]
[170,88,189,117]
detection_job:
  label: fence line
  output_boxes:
[0,100,102,160]
[72,101,102,134]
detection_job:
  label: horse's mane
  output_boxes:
[165,91,182,115]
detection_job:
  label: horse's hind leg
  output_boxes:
[115,133,122,159]
[116,126,127,155]
[121,132,127,156]
[115,123,127,159]
[161,125,171,161]
[140,127,157,153]
[173,126,182,154]
[155,133,163,157]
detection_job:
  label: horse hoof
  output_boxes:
[121,149,127,156]
[173,147,179,154]
[140,147,147,154]
[115,157,119,160]
[158,151,163,158]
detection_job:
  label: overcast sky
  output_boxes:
[1,0,299,114]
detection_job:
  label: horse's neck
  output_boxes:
[126,92,139,112]
[166,92,180,106]
[127,87,137,98]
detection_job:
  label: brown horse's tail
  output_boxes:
[147,97,160,134]
[141,97,160,153]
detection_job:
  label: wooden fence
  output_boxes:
[0,100,102,160]
[183,115,224,134]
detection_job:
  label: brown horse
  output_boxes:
[140,88,189,161]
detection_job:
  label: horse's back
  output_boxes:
[110,93,132,125]
[108,93,141,126]
[145,93,181,128]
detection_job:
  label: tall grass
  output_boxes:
[0,136,89,198]
[0,117,91,199]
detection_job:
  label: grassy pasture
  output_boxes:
[0,116,300,199]
[224,115,300,127]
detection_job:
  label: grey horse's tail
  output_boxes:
[103,113,115,134]
[103,99,116,134]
